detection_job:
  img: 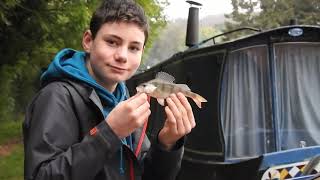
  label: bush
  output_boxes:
[0,65,16,122]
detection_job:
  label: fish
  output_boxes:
[136,72,207,108]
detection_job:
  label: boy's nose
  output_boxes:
[114,47,128,62]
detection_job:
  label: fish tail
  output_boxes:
[184,91,207,108]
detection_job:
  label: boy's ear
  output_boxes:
[82,30,93,53]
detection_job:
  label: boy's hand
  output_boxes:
[158,93,196,150]
[106,93,151,139]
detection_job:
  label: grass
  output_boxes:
[0,120,24,180]
[0,120,22,144]
[0,144,24,180]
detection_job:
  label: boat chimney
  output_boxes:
[185,1,202,48]
[289,18,298,25]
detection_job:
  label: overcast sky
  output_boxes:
[164,0,233,20]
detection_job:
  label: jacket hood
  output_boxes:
[41,48,127,115]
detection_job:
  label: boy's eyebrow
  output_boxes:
[106,34,144,46]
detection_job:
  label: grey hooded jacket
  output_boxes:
[23,80,184,180]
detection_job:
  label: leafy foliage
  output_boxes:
[137,0,167,52]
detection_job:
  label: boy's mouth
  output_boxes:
[108,64,127,72]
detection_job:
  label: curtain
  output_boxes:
[221,45,274,159]
[274,43,320,150]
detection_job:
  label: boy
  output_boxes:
[23,0,196,180]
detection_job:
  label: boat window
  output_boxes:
[221,45,274,159]
[274,43,320,150]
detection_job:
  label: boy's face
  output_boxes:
[83,22,145,91]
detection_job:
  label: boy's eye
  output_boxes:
[129,46,141,52]
[106,39,118,47]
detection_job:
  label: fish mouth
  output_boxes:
[136,86,143,92]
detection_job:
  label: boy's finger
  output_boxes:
[169,94,190,133]
[166,96,185,134]
[177,93,195,127]
[165,106,178,133]
[127,93,148,107]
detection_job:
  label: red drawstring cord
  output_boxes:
[129,95,150,180]
[134,113,149,156]
[129,156,135,180]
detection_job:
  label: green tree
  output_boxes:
[224,0,260,40]
[137,0,167,52]
[294,0,320,25]
[0,0,100,121]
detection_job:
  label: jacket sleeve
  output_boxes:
[142,136,184,180]
[23,83,121,180]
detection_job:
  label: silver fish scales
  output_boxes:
[136,72,207,108]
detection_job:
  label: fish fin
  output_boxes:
[190,93,207,109]
[176,84,191,91]
[157,98,165,106]
[196,94,207,103]
[194,98,202,108]
[155,72,175,83]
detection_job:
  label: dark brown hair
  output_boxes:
[90,0,149,44]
